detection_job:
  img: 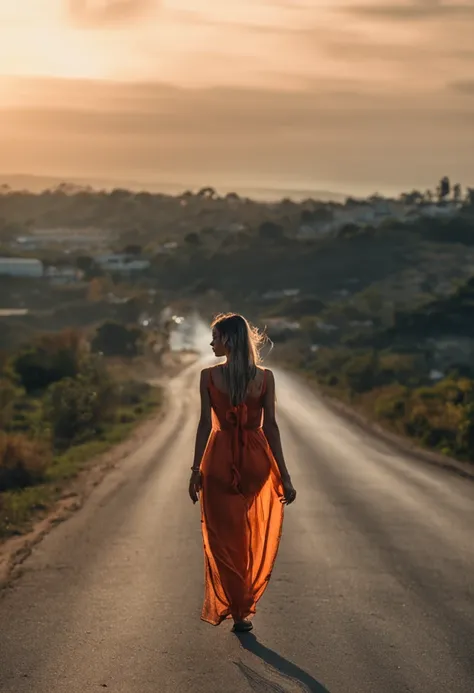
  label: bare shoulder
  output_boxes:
[263,368,275,383]
[199,367,211,385]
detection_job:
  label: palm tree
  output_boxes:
[436,176,450,204]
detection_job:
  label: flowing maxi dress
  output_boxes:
[199,368,285,625]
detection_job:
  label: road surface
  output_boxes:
[1,362,473,693]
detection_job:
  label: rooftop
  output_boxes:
[0,257,42,264]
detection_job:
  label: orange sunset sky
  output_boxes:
[0,0,473,196]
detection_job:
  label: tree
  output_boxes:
[184,232,200,245]
[91,321,143,357]
[12,330,84,393]
[338,223,360,239]
[259,221,284,241]
[109,188,131,201]
[436,176,450,203]
[400,190,423,205]
[300,209,314,224]
[452,183,462,203]
[197,187,217,200]
[76,255,95,273]
[123,244,142,255]
[466,188,474,207]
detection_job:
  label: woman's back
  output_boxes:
[207,365,267,431]
[209,364,267,401]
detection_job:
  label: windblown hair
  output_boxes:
[212,313,265,406]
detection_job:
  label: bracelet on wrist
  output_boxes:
[190,467,201,473]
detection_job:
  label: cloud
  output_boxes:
[68,0,156,27]
[346,1,474,21]
[2,76,472,137]
[322,38,474,66]
[450,80,474,95]
[1,77,472,194]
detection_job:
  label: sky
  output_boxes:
[0,0,473,197]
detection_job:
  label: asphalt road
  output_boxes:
[1,362,473,693]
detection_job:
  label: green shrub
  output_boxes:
[0,378,23,428]
[91,321,144,358]
[12,329,84,392]
[117,380,150,406]
[45,357,116,447]
[374,386,408,420]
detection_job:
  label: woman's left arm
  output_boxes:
[189,369,212,503]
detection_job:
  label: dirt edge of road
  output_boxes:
[0,352,198,595]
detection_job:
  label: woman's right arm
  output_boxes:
[189,369,212,503]
[262,370,295,501]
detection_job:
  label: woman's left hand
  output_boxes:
[188,470,202,504]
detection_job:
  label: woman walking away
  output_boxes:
[188,313,296,633]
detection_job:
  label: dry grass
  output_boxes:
[0,433,50,492]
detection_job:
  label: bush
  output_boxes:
[7,397,44,435]
[12,329,85,392]
[0,378,23,428]
[91,321,144,358]
[117,380,151,406]
[374,386,408,420]
[45,357,117,447]
[341,351,379,393]
[0,433,50,491]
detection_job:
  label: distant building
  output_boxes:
[14,227,114,252]
[262,289,300,300]
[418,203,459,219]
[94,253,150,273]
[44,265,84,284]
[215,222,246,233]
[0,309,29,317]
[0,257,43,278]
[265,318,301,334]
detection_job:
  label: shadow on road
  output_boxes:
[235,632,330,692]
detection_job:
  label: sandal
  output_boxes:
[232,620,253,633]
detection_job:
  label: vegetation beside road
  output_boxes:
[272,276,474,465]
[0,327,163,539]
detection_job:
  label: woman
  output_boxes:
[188,313,296,633]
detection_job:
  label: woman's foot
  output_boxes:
[232,619,253,633]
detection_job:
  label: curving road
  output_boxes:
[0,362,473,693]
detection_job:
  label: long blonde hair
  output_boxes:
[212,313,264,406]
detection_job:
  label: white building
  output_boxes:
[44,266,84,284]
[94,254,150,273]
[262,288,300,300]
[418,203,460,219]
[0,258,44,278]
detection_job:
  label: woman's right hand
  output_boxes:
[281,476,297,505]
[188,470,202,504]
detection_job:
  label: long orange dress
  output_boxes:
[200,368,285,625]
